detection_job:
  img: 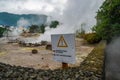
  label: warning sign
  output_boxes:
[51,34,76,64]
[57,35,68,47]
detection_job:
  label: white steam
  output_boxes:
[0,0,104,42]
[38,0,104,42]
[3,26,23,41]
[17,18,30,27]
[105,37,120,80]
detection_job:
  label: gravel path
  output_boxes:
[0,62,102,80]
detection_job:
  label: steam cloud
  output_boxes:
[0,0,104,41]
[105,37,120,80]
[38,0,104,41]
[17,18,30,27]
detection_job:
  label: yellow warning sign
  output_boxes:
[57,35,68,47]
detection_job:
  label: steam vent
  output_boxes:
[0,0,107,79]
[0,32,105,79]
[18,37,41,47]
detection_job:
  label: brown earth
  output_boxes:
[0,38,94,70]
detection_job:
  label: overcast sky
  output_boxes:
[0,0,67,15]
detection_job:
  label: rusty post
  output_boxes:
[62,62,68,69]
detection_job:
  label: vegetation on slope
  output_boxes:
[80,41,106,75]
[94,0,120,43]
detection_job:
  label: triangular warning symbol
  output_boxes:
[57,35,68,47]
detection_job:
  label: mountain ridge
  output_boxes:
[0,12,47,27]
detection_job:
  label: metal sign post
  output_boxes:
[51,34,76,69]
[62,62,68,69]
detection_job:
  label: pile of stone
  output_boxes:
[18,37,41,47]
[0,62,102,80]
[19,41,41,47]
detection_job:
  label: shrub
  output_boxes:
[41,41,48,45]
[32,49,38,54]
[0,27,6,37]
[83,33,101,44]
[46,44,52,50]
[76,29,85,38]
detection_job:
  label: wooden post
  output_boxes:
[62,62,68,69]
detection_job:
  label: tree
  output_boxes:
[0,25,9,37]
[40,24,45,33]
[80,23,86,34]
[76,24,85,38]
[50,20,59,28]
[94,0,120,43]
[0,27,6,37]
[29,25,40,33]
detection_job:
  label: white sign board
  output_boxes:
[51,34,76,64]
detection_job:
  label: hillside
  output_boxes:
[0,12,47,26]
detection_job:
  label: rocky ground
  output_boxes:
[0,40,106,80]
[0,62,101,80]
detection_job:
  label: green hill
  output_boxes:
[0,12,47,26]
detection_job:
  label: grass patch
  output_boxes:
[0,52,6,56]
[80,40,106,73]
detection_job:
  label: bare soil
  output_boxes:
[0,38,94,70]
